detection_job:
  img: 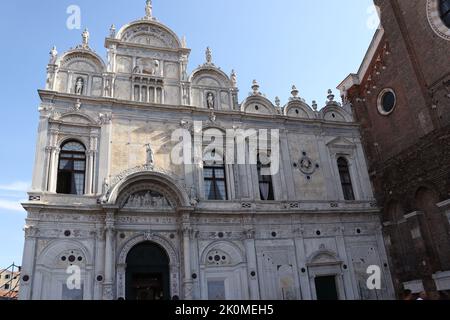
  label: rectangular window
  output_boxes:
[208,281,226,300]
[204,165,227,200]
[258,154,274,201]
[4,284,10,290]
[337,157,355,201]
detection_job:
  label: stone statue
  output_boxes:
[102,178,109,194]
[82,28,90,48]
[75,77,84,95]
[230,69,237,87]
[205,47,212,64]
[109,24,116,38]
[145,143,155,166]
[206,92,215,109]
[49,46,58,64]
[145,0,153,19]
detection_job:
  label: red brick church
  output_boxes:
[338,0,450,298]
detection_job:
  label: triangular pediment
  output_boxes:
[326,136,355,148]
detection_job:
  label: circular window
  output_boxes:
[440,0,450,27]
[377,89,397,115]
[427,0,450,40]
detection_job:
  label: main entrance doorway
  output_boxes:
[125,242,170,300]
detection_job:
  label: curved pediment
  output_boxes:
[321,106,353,122]
[117,21,181,49]
[307,249,341,266]
[57,112,98,126]
[284,100,315,119]
[59,50,105,74]
[190,67,231,89]
[241,95,278,115]
[105,168,191,208]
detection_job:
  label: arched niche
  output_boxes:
[200,241,246,267]
[34,240,94,300]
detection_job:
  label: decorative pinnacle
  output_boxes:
[291,85,299,98]
[81,28,90,48]
[205,47,212,64]
[327,89,335,102]
[181,36,187,48]
[252,80,260,95]
[275,96,281,107]
[312,100,318,111]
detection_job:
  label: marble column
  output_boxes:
[48,147,60,193]
[103,211,116,300]
[244,229,260,299]
[93,225,105,300]
[181,213,193,300]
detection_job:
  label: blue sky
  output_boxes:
[0,0,377,268]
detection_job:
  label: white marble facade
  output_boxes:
[19,2,395,300]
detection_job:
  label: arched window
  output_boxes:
[57,141,86,195]
[257,153,274,201]
[337,157,355,201]
[440,0,450,28]
[203,149,227,200]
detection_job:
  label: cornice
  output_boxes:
[38,90,360,129]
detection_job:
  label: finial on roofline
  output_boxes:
[144,0,153,20]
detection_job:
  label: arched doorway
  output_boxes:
[415,187,450,270]
[125,242,170,300]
